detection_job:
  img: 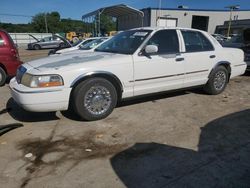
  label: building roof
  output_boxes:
[143,7,250,12]
[82,4,144,20]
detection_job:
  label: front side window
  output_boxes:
[42,37,51,42]
[181,30,214,52]
[95,29,152,54]
[146,30,179,54]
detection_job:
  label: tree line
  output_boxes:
[0,11,116,34]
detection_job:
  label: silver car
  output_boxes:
[27,34,70,50]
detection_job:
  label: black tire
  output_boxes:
[72,78,117,121]
[0,67,7,86]
[34,44,41,50]
[48,49,56,55]
[204,66,228,95]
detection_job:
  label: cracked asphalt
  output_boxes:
[0,48,250,188]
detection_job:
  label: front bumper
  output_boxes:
[9,78,72,112]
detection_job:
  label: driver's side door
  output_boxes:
[132,29,185,96]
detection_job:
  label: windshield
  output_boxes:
[79,38,106,50]
[95,29,152,54]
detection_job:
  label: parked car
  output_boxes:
[49,37,109,55]
[10,27,246,120]
[48,38,95,55]
[222,29,250,70]
[0,30,23,86]
[211,34,229,43]
[27,34,71,50]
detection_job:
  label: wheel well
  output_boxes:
[0,63,7,74]
[210,62,232,81]
[34,44,40,48]
[70,73,123,101]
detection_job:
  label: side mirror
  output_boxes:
[145,45,158,54]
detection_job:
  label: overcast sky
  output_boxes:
[1,0,249,24]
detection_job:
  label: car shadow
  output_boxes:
[6,98,59,122]
[117,90,189,107]
[61,90,189,121]
[243,70,250,76]
[110,109,250,188]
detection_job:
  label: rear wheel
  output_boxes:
[0,67,7,86]
[204,66,228,95]
[72,78,117,121]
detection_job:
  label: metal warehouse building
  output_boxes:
[140,8,250,34]
[82,4,250,35]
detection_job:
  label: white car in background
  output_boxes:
[52,37,109,55]
[56,37,109,54]
[10,27,247,121]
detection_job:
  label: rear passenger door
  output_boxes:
[181,30,217,87]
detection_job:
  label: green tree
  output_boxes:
[100,15,116,34]
[31,11,61,33]
[31,13,47,32]
[47,12,61,33]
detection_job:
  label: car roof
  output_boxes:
[130,26,207,33]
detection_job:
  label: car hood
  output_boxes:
[26,51,128,72]
[53,34,72,47]
[29,34,40,42]
[55,48,94,55]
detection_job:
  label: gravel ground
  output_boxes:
[0,48,249,188]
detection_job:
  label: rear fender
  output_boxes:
[209,61,231,81]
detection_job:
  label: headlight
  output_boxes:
[21,74,64,88]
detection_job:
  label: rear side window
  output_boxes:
[181,30,214,52]
[147,30,179,54]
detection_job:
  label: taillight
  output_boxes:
[10,48,19,59]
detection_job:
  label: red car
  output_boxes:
[0,30,23,86]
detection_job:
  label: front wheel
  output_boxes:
[72,78,117,121]
[204,66,228,95]
[33,44,41,50]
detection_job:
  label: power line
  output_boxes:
[0,13,33,18]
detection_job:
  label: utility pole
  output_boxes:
[225,5,240,37]
[98,11,101,37]
[44,12,48,33]
[157,0,162,26]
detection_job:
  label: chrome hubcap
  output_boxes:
[0,73,2,82]
[214,71,226,90]
[84,86,112,115]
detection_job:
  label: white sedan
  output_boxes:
[10,27,247,121]
[51,37,109,55]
